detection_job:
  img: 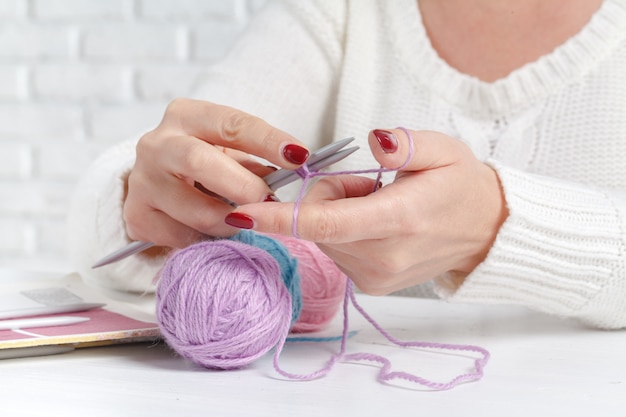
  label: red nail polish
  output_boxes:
[283,144,309,165]
[264,194,280,202]
[225,212,255,229]
[373,129,398,153]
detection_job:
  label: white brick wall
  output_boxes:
[0,0,264,271]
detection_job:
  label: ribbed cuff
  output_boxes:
[434,160,626,328]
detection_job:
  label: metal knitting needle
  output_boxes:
[92,138,359,269]
[92,240,156,268]
[263,137,355,189]
[266,146,358,190]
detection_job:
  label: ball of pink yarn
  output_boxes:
[267,233,347,333]
[156,239,292,370]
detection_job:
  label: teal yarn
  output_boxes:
[229,230,302,324]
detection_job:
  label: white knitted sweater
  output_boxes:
[68,0,626,328]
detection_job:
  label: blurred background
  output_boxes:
[0,0,265,272]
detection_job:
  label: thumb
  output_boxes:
[368,128,468,172]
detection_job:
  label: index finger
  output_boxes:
[226,187,403,243]
[162,98,310,168]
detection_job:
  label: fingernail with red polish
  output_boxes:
[283,144,309,165]
[373,129,398,153]
[264,194,280,202]
[225,212,255,229]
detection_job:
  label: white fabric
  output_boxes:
[67,0,626,328]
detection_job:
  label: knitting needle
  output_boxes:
[0,302,105,320]
[263,137,355,189]
[91,241,156,269]
[92,138,359,269]
[0,316,90,331]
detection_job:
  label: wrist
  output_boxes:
[460,165,509,273]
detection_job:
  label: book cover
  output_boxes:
[0,273,160,356]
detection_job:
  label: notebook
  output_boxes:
[0,272,160,359]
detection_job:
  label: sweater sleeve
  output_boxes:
[66,0,346,293]
[434,160,626,329]
[66,139,164,294]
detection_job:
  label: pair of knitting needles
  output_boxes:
[92,137,359,268]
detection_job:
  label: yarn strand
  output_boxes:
[273,280,489,390]
[273,128,490,389]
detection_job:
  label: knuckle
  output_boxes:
[239,179,267,203]
[303,205,343,242]
[162,98,196,131]
[179,142,210,175]
[257,126,280,154]
[226,177,266,205]
[135,128,175,164]
[270,215,292,237]
[220,110,257,145]
[164,97,189,117]
[376,251,410,276]
[395,203,425,235]
[258,204,306,237]
[135,130,158,155]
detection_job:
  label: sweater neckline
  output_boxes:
[385,0,626,118]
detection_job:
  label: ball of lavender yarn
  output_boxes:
[156,239,294,370]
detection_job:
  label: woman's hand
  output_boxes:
[224,128,508,295]
[123,98,310,248]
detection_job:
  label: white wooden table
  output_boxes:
[0,269,625,417]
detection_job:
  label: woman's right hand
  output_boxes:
[123,98,310,249]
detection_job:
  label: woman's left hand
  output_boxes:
[225,128,509,295]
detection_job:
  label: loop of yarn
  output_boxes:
[272,280,490,389]
[156,239,292,370]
